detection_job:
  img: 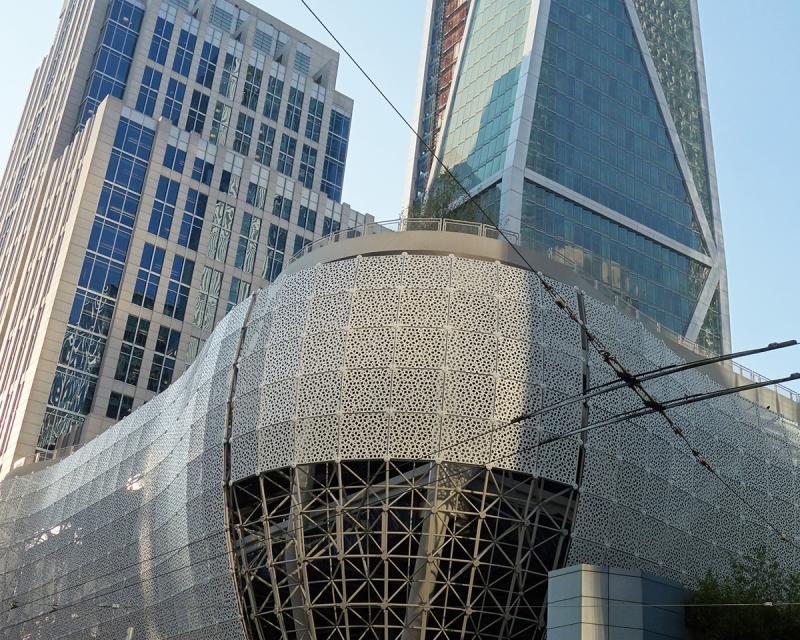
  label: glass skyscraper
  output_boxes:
[0,0,369,477]
[409,0,729,354]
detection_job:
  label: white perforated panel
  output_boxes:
[2,251,798,640]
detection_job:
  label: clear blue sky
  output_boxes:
[0,0,797,389]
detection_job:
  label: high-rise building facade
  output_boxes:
[408,0,729,355]
[409,0,470,202]
[0,0,369,477]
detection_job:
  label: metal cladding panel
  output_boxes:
[0,250,798,639]
[0,302,251,640]
[230,254,583,485]
[569,294,800,585]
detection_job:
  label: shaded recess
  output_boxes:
[229,460,577,640]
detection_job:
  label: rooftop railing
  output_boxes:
[287,217,520,266]
[289,217,800,417]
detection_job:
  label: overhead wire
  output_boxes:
[4,364,797,629]
[4,333,794,619]
[4,1,799,626]
[295,0,800,550]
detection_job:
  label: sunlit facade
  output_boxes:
[0,0,369,477]
[408,0,729,354]
[1,229,797,640]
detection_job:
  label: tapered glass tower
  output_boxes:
[409,0,729,354]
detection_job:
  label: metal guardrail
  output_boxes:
[731,361,800,406]
[287,217,520,266]
[9,445,82,476]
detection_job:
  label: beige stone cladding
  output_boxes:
[0,0,372,477]
[0,100,124,474]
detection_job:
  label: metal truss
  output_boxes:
[228,459,577,640]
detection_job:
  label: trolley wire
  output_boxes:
[3,369,796,629]
[4,348,794,617]
[3,2,798,625]
[296,0,800,549]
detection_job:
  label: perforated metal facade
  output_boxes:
[1,235,797,639]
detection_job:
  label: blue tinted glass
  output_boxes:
[77,1,143,129]
[521,181,707,335]
[528,0,704,252]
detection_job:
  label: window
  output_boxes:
[195,34,221,89]
[148,6,175,65]
[227,277,251,313]
[135,66,162,117]
[115,314,150,385]
[272,177,293,221]
[178,188,207,251]
[185,335,204,366]
[163,128,187,174]
[263,224,287,281]
[263,63,285,121]
[161,78,186,126]
[242,54,265,111]
[233,112,254,156]
[219,46,242,99]
[209,101,232,145]
[172,19,198,77]
[78,252,123,299]
[193,266,223,330]
[148,176,180,239]
[106,392,133,420]
[234,212,261,273]
[78,2,145,129]
[132,243,164,310]
[298,204,317,233]
[255,123,275,166]
[284,78,305,133]
[148,326,181,392]
[87,216,131,264]
[321,109,350,202]
[219,153,243,197]
[164,254,194,321]
[246,181,267,210]
[207,201,234,262]
[305,95,324,143]
[295,43,311,74]
[185,90,209,134]
[293,234,312,256]
[323,199,343,236]
[191,141,215,185]
[254,21,277,55]
[277,134,296,176]
[298,145,317,189]
[164,147,185,173]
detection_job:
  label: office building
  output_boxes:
[1,225,797,639]
[408,0,729,355]
[0,0,369,476]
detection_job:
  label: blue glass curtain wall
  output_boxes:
[41,117,154,450]
[78,0,144,129]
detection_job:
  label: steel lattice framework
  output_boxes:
[229,461,576,639]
